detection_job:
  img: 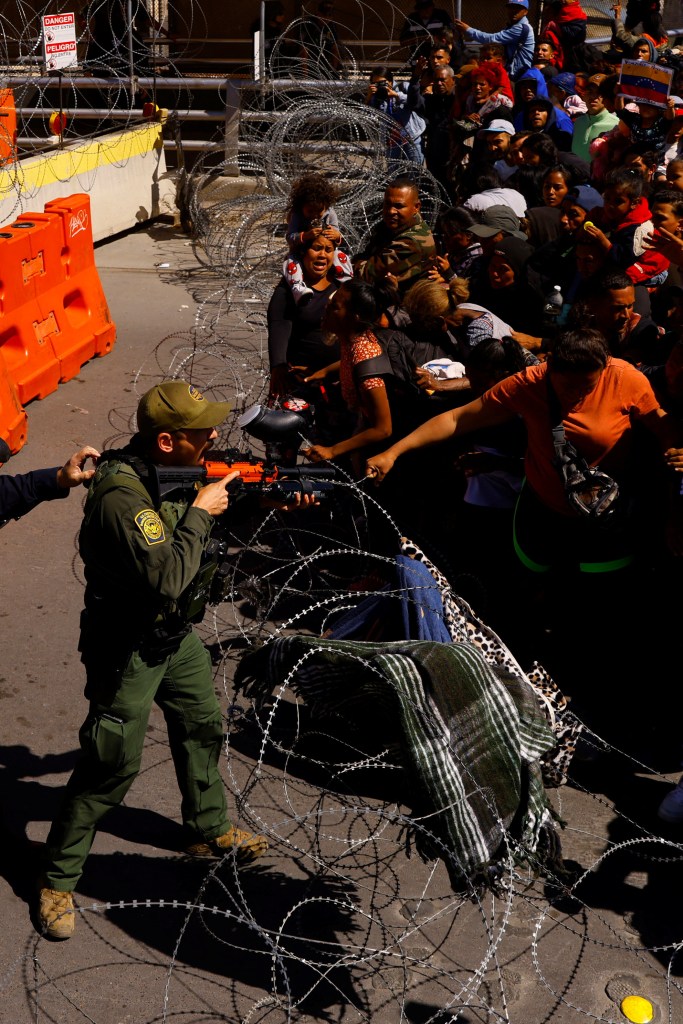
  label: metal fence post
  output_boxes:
[127,0,137,100]
[224,78,240,174]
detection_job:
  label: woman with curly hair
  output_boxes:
[283,172,352,304]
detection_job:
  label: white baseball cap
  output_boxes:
[479,119,515,135]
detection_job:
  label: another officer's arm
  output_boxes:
[0,445,99,522]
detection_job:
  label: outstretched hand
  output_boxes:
[260,491,320,512]
[365,450,396,484]
[665,447,683,472]
[644,225,683,265]
[302,444,335,463]
[57,446,101,489]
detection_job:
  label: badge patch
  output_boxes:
[188,384,204,402]
[135,509,166,545]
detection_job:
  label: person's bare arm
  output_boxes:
[640,406,683,459]
[365,397,513,482]
[414,367,471,393]
[303,382,392,461]
[511,330,544,353]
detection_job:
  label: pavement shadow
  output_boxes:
[0,744,81,901]
[228,700,412,806]
[75,850,368,1015]
[559,757,683,975]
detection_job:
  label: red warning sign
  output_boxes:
[42,12,77,71]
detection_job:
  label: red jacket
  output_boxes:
[595,196,669,284]
[552,2,587,23]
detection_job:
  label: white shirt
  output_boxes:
[463,187,527,218]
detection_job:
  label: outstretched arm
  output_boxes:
[56,445,101,489]
[1,445,100,522]
[365,397,513,482]
[303,382,392,462]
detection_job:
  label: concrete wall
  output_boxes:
[0,123,176,240]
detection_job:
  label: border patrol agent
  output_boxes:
[38,381,268,941]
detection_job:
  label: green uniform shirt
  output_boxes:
[79,450,214,638]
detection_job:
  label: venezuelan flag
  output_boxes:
[618,60,673,107]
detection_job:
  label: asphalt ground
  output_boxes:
[1,221,683,1024]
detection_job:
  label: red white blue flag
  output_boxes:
[618,60,673,108]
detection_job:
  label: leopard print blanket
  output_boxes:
[399,538,583,787]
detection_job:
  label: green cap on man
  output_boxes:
[137,381,231,435]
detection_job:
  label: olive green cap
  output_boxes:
[136,380,231,435]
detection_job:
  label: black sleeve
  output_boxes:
[267,278,296,368]
[407,76,426,115]
[553,128,574,153]
[0,467,68,522]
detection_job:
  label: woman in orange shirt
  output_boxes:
[366,328,682,574]
[366,328,683,737]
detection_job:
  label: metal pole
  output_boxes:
[223,79,240,174]
[6,75,250,89]
[127,0,137,100]
[58,71,63,148]
[259,0,266,85]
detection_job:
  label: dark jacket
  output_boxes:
[514,97,573,151]
[407,81,455,173]
[594,197,670,284]
[0,468,67,523]
[513,67,549,111]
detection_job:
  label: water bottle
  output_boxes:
[543,284,563,335]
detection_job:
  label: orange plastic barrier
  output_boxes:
[42,194,116,381]
[0,217,63,404]
[0,350,27,454]
[0,193,116,407]
[0,90,17,166]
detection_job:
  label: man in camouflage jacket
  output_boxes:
[353,176,437,298]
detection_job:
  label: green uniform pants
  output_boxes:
[44,630,230,891]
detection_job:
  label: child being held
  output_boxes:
[284,173,352,304]
[583,166,669,286]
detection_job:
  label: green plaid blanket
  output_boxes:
[236,636,561,889]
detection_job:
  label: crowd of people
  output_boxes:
[265,1,683,822]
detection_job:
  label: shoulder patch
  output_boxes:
[134,508,166,545]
